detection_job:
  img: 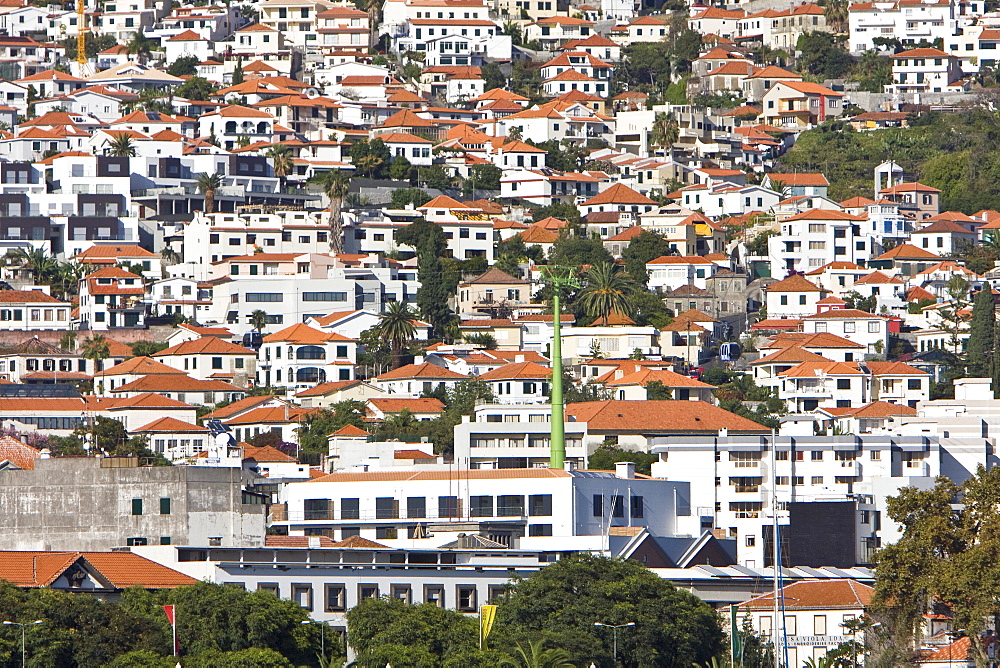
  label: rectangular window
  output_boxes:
[302,292,348,301]
[814,615,827,635]
[245,293,283,302]
[869,321,880,333]
[470,495,494,517]
[424,584,445,606]
[359,584,379,601]
[844,322,856,333]
[529,524,553,536]
[341,497,360,519]
[631,495,644,518]
[528,494,552,516]
[325,584,346,612]
[407,496,426,519]
[131,498,143,515]
[837,379,851,390]
[439,496,459,518]
[159,498,171,515]
[456,585,477,611]
[812,451,824,461]
[610,495,624,518]
[497,495,524,516]
[292,584,313,610]
[375,497,398,519]
[593,494,603,517]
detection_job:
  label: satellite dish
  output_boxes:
[305,88,320,99]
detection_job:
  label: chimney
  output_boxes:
[616,461,636,479]
[308,536,320,549]
[516,354,524,363]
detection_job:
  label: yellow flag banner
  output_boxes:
[480,604,498,649]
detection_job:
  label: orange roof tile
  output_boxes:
[740,579,872,611]
[367,397,447,413]
[565,400,768,432]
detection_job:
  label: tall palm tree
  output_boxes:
[374,301,418,369]
[358,0,382,51]
[81,334,111,374]
[196,172,225,214]
[823,0,849,33]
[322,170,351,254]
[16,247,57,284]
[650,112,679,158]
[107,132,136,157]
[249,309,269,334]
[578,262,636,321]
[125,30,153,64]
[498,640,574,668]
[266,144,294,190]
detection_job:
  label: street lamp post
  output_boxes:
[3,620,42,668]
[594,622,635,667]
[301,620,326,660]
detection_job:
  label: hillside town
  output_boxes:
[0,0,999,664]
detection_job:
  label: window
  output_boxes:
[869,321,880,333]
[292,584,313,610]
[303,291,348,301]
[456,585,477,611]
[907,379,922,390]
[325,584,346,612]
[359,584,379,601]
[497,495,524,516]
[407,496,426,518]
[610,495,624,518]
[245,293,282,302]
[529,524,553,536]
[341,497,360,519]
[746,535,756,547]
[439,495,459,518]
[631,495,644,518]
[391,584,411,603]
[131,498,143,515]
[470,495,493,517]
[837,379,851,390]
[424,584,445,606]
[126,537,148,546]
[593,494,604,517]
[528,494,552,516]
[212,357,223,370]
[814,615,827,635]
[159,498,171,515]
[844,322,856,333]
[812,451,824,461]
[812,476,823,484]
[375,497,398,519]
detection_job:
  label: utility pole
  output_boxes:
[3,620,43,667]
[540,265,580,469]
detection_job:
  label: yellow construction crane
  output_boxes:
[76,0,86,66]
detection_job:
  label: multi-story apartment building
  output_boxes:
[768,209,872,276]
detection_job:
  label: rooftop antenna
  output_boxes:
[539,265,582,469]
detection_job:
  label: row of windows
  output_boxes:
[303,494,554,520]
[592,494,644,519]
[131,498,172,515]
[267,581,495,613]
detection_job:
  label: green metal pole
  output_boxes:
[550,288,565,469]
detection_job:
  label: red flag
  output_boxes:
[163,605,178,656]
[162,605,175,625]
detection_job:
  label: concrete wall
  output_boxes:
[0,457,266,551]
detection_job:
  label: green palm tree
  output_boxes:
[650,112,680,157]
[357,0,381,50]
[823,0,849,33]
[321,170,351,254]
[248,309,269,334]
[374,301,418,369]
[196,172,225,214]
[124,30,153,64]
[107,132,136,157]
[984,229,1000,254]
[498,640,574,668]
[578,262,636,321]
[16,247,57,283]
[266,144,294,190]
[81,334,111,373]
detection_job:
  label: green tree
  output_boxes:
[622,230,672,285]
[872,467,1000,667]
[396,218,453,338]
[390,187,431,208]
[130,340,168,358]
[315,170,351,254]
[388,154,413,181]
[232,57,245,86]
[467,163,502,191]
[266,144,294,190]
[375,301,419,369]
[81,333,111,373]
[348,138,390,178]
[644,379,673,400]
[548,232,612,267]
[174,76,217,102]
[418,164,452,189]
[494,553,725,667]
[107,132,136,157]
[124,30,154,64]
[498,640,574,668]
[248,309,269,334]
[532,202,581,225]
[16,247,57,283]
[196,172,225,214]
[482,61,507,90]
[796,31,853,78]
[166,55,200,77]
[587,444,658,474]
[967,287,996,379]
[650,112,680,156]
[577,262,636,320]
[296,401,366,463]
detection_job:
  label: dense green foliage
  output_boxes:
[622,231,673,285]
[296,401,367,464]
[396,218,453,337]
[780,110,1000,210]
[588,444,658,475]
[166,55,200,77]
[0,581,324,666]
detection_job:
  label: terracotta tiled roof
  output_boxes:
[202,395,282,421]
[762,332,864,349]
[243,444,297,462]
[779,361,864,377]
[223,406,314,426]
[265,535,338,547]
[765,274,824,292]
[865,361,928,376]
[154,337,251,357]
[479,361,552,380]
[854,271,904,285]
[803,309,886,320]
[330,424,370,436]
[582,183,656,206]
[108,392,195,409]
[111,375,241,393]
[875,243,941,260]
[589,312,637,326]
[295,380,365,397]
[332,535,391,549]
[905,285,936,302]
[751,346,831,365]
[600,367,713,389]
[565,400,768,432]
[0,436,40,470]
[740,579,873,611]
[459,267,527,286]
[133,417,208,433]
[0,290,63,304]
[848,401,918,418]
[367,397,446,413]
[95,356,180,378]
[263,323,354,344]
[73,244,157,260]
[750,318,803,330]
[0,551,196,588]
